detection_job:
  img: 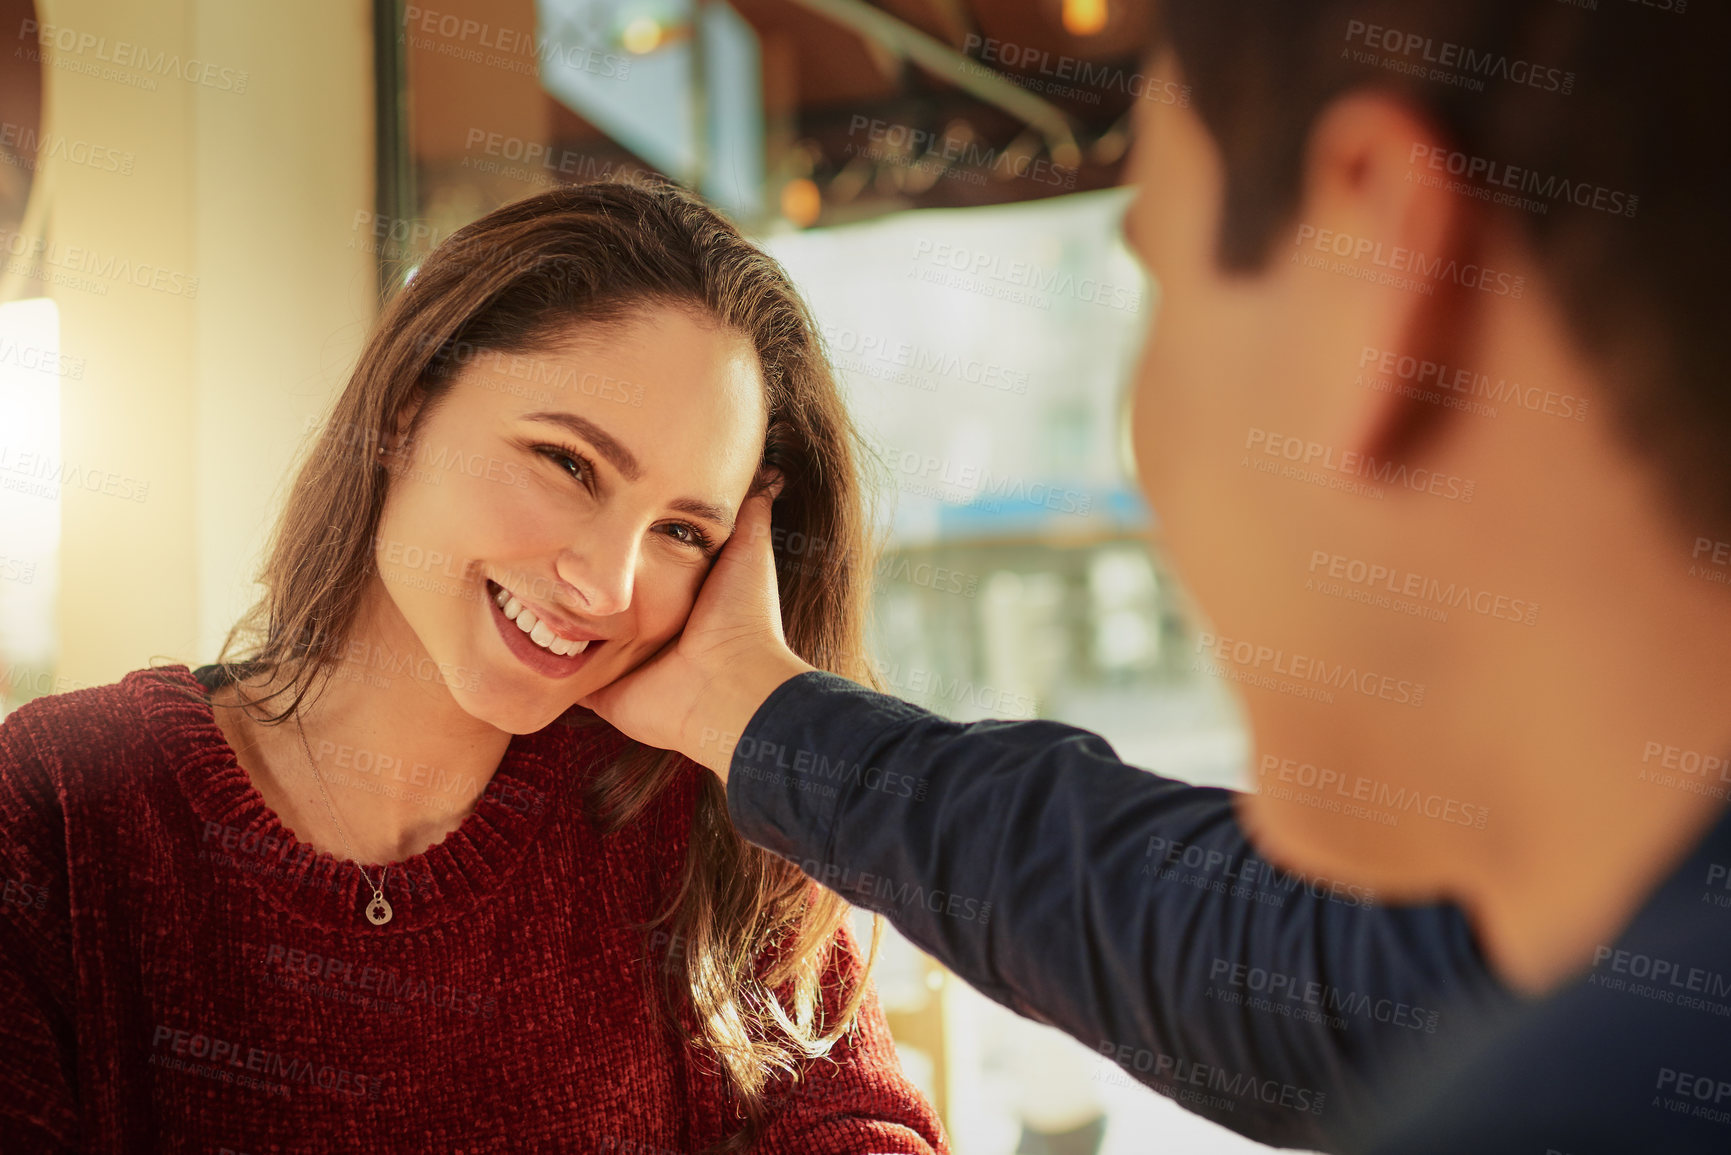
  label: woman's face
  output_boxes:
[369,305,769,733]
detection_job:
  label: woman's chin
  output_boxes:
[450,681,584,736]
[453,645,643,733]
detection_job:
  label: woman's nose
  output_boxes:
[554,527,638,619]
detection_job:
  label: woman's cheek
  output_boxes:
[639,567,705,640]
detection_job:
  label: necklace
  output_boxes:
[290,715,394,926]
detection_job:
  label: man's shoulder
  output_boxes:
[1361,809,1731,1154]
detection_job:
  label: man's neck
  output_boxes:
[1452,570,1731,994]
[1466,777,1726,995]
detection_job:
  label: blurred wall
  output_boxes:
[41,0,376,682]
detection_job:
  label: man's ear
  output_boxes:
[1299,91,1492,470]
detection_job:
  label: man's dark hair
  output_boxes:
[1153,0,1728,536]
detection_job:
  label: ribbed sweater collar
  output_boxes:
[127,662,615,934]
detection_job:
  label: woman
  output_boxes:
[0,179,946,1153]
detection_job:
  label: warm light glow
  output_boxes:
[1061,0,1108,36]
[0,297,62,715]
[621,16,663,54]
[780,178,822,227]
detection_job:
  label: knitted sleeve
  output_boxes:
[0,701,81,1151]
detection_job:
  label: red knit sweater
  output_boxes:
[0,664,947,1153]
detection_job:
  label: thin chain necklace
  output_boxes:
[290,714,394,926]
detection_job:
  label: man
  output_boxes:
[585,2,1730,1151]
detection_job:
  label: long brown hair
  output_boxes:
[214,176,885,1147]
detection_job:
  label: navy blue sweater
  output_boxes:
[726,671,1731,1153]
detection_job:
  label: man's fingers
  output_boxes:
[753,465,786,499]
[724,484,779,564]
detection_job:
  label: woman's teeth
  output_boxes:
[492,585,589,657]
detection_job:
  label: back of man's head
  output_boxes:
[1154,0,1726,535]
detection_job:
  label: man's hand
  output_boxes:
[577,476,815,779]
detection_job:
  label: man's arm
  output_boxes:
[580,484,1518,1149]
[725,670,1517,1151]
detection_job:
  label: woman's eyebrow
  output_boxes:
[523,410,736,534]
[668,497,737,536]
[522,411,643,482]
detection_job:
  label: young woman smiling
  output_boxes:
[0,180,946,1153]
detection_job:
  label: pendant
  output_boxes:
[366,890,393,925]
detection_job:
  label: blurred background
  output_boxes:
[0,0,1274,1150]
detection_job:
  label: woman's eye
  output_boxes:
[662,522,714,551]
[536,446,589,484]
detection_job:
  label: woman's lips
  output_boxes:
[485,579,601,678]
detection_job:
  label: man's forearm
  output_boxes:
[724,671,1516,1150]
